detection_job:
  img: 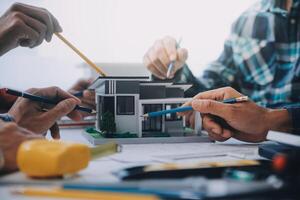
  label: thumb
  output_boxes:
[170,48,187,78]
[191,99,231,119]
[45,98,78,122]
[50,122,60,139]
[25,134,44,140]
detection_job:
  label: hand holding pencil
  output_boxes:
[179,87,275,143]
[54,33,107,77]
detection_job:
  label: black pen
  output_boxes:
[5,88,95,113]
[73,91,84,97]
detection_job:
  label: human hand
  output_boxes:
[183,111,196,129]
[179,87,291,142]
[69,79,95,118]
[143,36,188,79]
[0,121,42,172]
[179,87,243,132]
[0,2,62,56]
[0,88,18,112]
[8,87,82,139]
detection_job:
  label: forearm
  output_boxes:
[285,107,300,134]
[176,65,209,97]
[161,64,217,97]
[171,62,237,97]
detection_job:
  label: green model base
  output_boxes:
[86,127,138,138]
[142,132,170,137]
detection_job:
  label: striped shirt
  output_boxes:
[172,0,300,108]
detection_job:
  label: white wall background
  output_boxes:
[0,0,255,90]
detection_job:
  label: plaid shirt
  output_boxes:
[173,0,300,108]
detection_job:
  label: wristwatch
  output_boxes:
[0,149,4,171]
[0,113,15,122]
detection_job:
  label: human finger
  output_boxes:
[153,40,170,71]
[207,131,230,142]
[11,3,57,41]
[148,48,168,75]
[162,36,177,61]
[41,98,81,123]
[50,122,60,139]
[14,12,47,47]
[202,115,223,135]
[191,99,232,120]
[144,54,166,79]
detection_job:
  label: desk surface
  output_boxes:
[0,129,261,200]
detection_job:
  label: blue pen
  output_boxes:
[166,38,182,78]
[142,96,248,118]
[5,88,95,113]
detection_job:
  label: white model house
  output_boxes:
[90,76,192,137]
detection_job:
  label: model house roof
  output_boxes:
[94,76,150,80]
[139,82,173,86]
[166,83,193,91]
[140,81,192,91]
[88,76,150,89]
[89,76,192,91]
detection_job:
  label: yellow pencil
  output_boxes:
[14,187,160,200]
[55,32,107,77]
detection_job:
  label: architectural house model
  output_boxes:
[89,76,195,138]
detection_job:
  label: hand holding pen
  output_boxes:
[69,79,96,117]
[143,36,188,79]
[4,87,93,139]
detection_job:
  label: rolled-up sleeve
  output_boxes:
[286,107,300,134]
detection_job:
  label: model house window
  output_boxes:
[142,104,162,132]
[117,96,135,115]
[165,104,182,121]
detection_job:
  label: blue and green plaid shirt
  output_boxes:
[173,0,300,108]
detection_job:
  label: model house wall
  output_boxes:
[90,76,192,137]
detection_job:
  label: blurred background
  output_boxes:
[0,0,254,90]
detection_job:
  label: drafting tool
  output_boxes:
[55,32,107,76]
